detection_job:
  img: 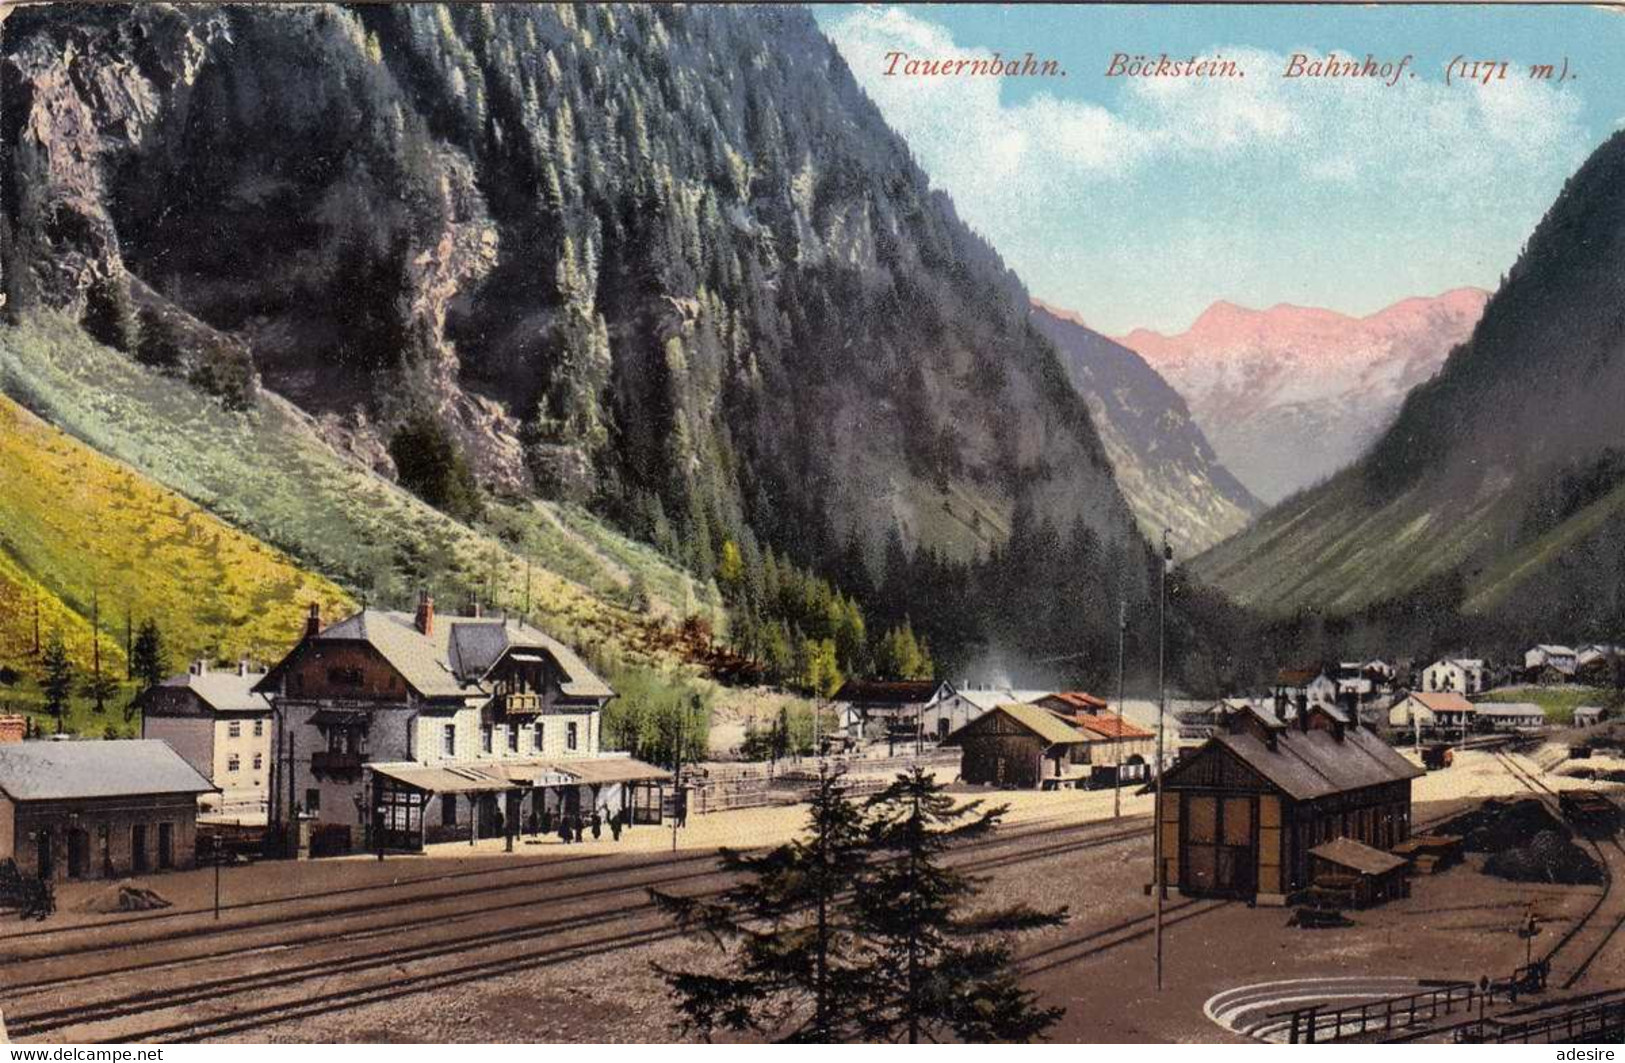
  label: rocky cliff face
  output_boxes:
[1030,299,1259,559]
[1,4,1148,596]
[1118,289,1488,504]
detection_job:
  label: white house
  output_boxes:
[141,661,274,820]
[1389,691,1475,732]
[1421,658,1485,695]
[920,685,1051,743]
[1274,667,1339,718]
[1525,645,1578,680]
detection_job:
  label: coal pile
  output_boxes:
[1438,799,1603,886]
[1439,799,1559,852]
[1484,830,1604,885]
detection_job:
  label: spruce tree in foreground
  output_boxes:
[39,630,75,734]
[650,766,874,1042]
[854,768,1066,1044]
[128,618,168,722]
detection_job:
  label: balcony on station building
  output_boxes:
[311,750,365,777]
[501,692,543,716]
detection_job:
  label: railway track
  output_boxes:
[5,812,1157,1042]
[2,809,1148,971]
[1489,748,1625,991]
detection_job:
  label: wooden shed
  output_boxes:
[941,703,1087,789]
[1158,703,1422,905]
[1308,837,1410,908]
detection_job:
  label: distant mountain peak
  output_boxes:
[1109,288,1488,503]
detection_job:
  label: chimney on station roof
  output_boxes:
[304,602,321,639]
[415,589,435,636]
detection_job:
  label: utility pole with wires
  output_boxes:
[1114,598,1127,820]
[1154,527,1172,993]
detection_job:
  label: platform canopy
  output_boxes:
[368,756,671,795]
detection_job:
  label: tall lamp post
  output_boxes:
[1113,599,1126,821]
[1153,527,1172,993]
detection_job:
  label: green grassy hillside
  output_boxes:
[0,391,355,734]
[0,314,719,677]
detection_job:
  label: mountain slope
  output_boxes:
[0,3,1148,599]
[1030,299,1259,558]
[1194,132,1625,633]
[0,386,354,731]
[1119,289,1487,503]
[0,311,717,669]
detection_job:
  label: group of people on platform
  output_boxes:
[490,789,689,846]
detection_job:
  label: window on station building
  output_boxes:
[532,726,544,752]
[566,721,578,751]
[228,721,241,739]
[507,725,519,753]
[442,797,457,827]
[252,753,263,771]
[304,788,320,814]
[481,724,494,754]
[253,719,264,737]
[227,754,240,772]
[327,666,364,688]
[443,723,457,756]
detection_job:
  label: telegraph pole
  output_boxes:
[1154,527,1172,993]
[1114,599,1126,820]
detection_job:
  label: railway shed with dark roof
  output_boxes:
[942,703,1088,789]
[0,740,215,882]
[1158,702,1423,905]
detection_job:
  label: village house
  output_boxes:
[141,660,273,820]
[941,702,1088,789]
[1575,705,1608,728]
[918,685,1051,744]
[1474,702,1547,733]
[833,678,952,749]
[1334,660,1394,700]
[254,596,668,855]
[1524,645,1578,683]
[1272,666,1339,719]
[1032,692,1156,776]
[1177,698,1264,744]
[1420,657,1486,695]
[1157,702,1422,905]
[1577,645,1623,684]
[0,740,215,881]
[1388,691,1476,734]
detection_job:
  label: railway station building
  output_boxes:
[1157,701,1423,905]
[255,595,670,855]
[942,702,1089,789]
[0,740,215,881]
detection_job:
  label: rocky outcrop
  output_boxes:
[2,4,1150,605]
[1031,299,1260,558]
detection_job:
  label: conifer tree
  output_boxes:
[39,630,75,734]
[651,766,874,1042]
[853,768,1065,1044]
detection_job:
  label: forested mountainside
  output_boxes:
[1119,289,1488,504]
[1194,131,1625,643]
[1031,300,1259,559]
[1,4,1159,687]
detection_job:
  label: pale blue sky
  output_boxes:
[814,5,1623,334]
